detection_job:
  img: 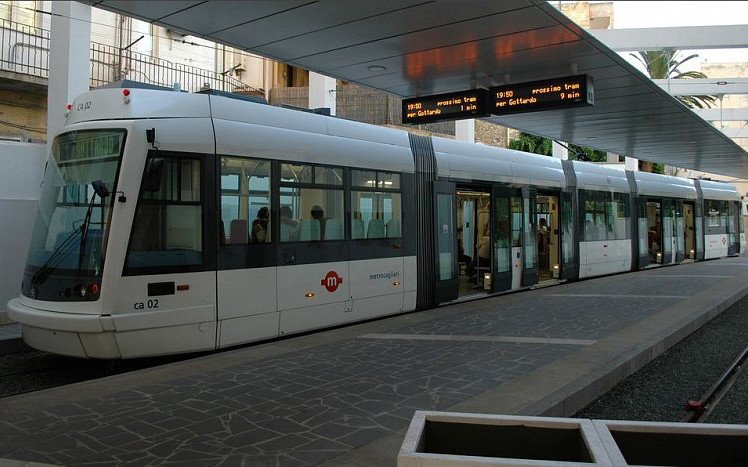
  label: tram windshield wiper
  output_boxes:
[30,220,83,292]
[29,180,110,292]
[78,180,110,270]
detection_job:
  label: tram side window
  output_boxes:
[706,199,728,234]
[582,190,630,241]
[583,191,606,241]
[610,192,630,240]
[511,197,523,247]
[125,155,204,272]
[350,169,402,239]
[279,162,344,242]
[220,157,271,245]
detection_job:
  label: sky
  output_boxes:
[609,1,748,70]
[613,1,748,28]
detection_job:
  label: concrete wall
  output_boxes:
[0,88,47,142]
[0,141,45,314]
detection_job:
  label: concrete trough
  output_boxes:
[593,419,748,466]
[398,411,611,466]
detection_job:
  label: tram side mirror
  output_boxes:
[91,180,109,198]
[143,157,164,192]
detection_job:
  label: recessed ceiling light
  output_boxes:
[367,65,387,72]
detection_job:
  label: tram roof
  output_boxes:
[82,0,748,179]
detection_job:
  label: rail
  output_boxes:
[683,343,748,422]
[0,18,262,95]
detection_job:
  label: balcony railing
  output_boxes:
[0,18,262,95]
[0,18,48,78]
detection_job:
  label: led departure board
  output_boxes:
[489,75,594,115]
[402,89,489,124]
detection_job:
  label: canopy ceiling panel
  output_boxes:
[83,0,748,178]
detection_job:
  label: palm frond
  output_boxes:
[634,49,716,109]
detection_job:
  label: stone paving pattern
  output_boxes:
[0,258,746,465]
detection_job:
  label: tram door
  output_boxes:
[434,181,458,303]
[560,191,576,280]
[492,187,512,292]
[675,200,686,263]
[646,200,663,264]
[118,151,219,356]
[521,187,539,286]
[729,201,741,255]
[662,199,674,264]
[536,193,560,283]
[637,198,650,268]
[684,202,696,259]
[456,187,492,298]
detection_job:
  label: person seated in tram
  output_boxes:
[538,217,550,270]
[280,205,299,241]
[311,205,326,240]
[252,206,269,243]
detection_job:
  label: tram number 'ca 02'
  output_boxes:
[133,299,159,310]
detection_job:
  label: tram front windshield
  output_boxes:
[21,129,125,302]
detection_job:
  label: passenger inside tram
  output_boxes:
[252,207,269,243]
[280,205,299,241]
[311,205,326,240]
[538,217,550,272]
[648,226,661,262]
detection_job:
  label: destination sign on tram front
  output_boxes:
[489,74,594,115]
[402,89,489,124]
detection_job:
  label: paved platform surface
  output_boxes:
[0,257,747,466]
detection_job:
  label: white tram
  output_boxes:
[7,84,745,358]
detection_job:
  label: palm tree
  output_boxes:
[630,50,716,109]
[631,50,716,172]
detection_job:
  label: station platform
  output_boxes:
[0,256,747,466]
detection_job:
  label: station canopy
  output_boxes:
[83,0,748,179]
